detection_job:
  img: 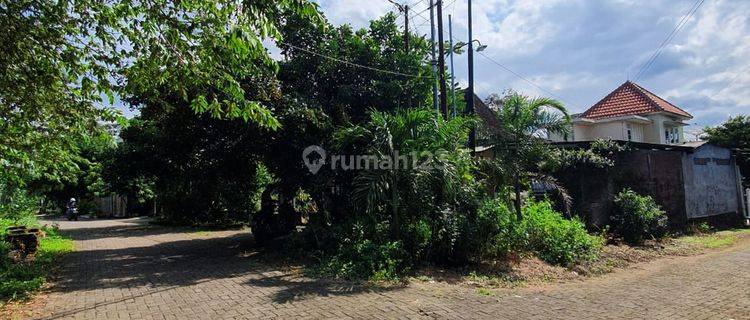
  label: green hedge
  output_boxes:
[479,199,603,266]
[612,188,668,244]
[0,220,74,301]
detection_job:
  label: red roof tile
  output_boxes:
[581,81,692,119]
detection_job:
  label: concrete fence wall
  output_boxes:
[556,143,744,229]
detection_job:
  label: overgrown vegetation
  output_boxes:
[703,115,750,186]
[5,0,706,287]
[522,201,603,265]
[611,188,669,245]
[479,199,602,267]
[0,194,74,302]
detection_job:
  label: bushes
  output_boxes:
[477,199,602,267]
[317,193,602,279]
[0,186,40,226]
[522,201,603,266]
[612,188,668,244]
[0,218,74,301]
[314,222,409,280]
[475,198,523,260]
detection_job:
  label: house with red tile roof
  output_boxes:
[551,81,693,145]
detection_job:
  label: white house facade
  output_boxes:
[552,81,693,145]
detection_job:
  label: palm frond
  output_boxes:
[351,169,391,217]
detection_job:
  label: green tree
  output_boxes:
[335,109,472,239]
[107,11,435,230]
[703,115,750,186]
[483,92,571,219]
[1,0,319,190]
[278,12,434,124]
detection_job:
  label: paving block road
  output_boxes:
[18,217,750,319]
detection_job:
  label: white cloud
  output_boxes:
[309,0,750,127]
[313,0,393,28]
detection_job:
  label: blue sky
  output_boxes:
[311,0,750,137]
[116,0,749,138]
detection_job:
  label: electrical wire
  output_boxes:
[633,0,705,81]
[281,42,431,79]
[712,64,750,97]
[477,52,577,109]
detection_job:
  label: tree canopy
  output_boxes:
[1,0,320,187]
[703,115,750,185]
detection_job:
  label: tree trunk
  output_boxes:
[513,172,522,220]
[391,172,400,238]
[512,127,523,220]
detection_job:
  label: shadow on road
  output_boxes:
[42,218,403,312]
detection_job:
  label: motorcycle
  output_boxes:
[66,207,79,221]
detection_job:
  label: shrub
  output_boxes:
[475,198,523,259]
[475,198,602,266]
[612,188,669,244]
[315,222,409,280]
[0,218,74,301]
[522,200,603,266]
[0,186,40,225]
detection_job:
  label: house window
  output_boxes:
[626,124,633,141]
[665,127,680,144]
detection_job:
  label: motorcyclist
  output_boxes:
[66,198,78,221]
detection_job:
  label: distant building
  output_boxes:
[470,88,748,227]
[550,81,692,145]
[554,140,747,228]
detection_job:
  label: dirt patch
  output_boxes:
[413,256,580,289]
[413,228,750,290]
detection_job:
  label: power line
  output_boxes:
[443,0,459,11]
[281,42,430,79]
[712,64,750,97]
[477,52,577,109]
[634,0,705,81]
[410,8,431,25]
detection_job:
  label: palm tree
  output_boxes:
[333,108,474,238]
[484,92,571,219]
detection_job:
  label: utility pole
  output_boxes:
[448,14,456,117]
[404,4,410,108]
[436,0,448,119]
[404,5,409,52]
[389,0,411,107]
[388,1,409,52]
[466,0,476,155]
[429,0,438,112]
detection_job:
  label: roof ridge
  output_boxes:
[581,82,631,118]
[628,81,693,118]
[625,81,663,112]
[581,81,692,120]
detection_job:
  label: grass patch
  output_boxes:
[677,229,750,249]
[190,230,213,238]
[1,223,74,303]
[476,288,494,296]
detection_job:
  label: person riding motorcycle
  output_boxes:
[66,198,78,221]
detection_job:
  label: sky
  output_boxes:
[115,0,749,138]
[308,0,750,137]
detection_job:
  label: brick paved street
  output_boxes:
[24,217,750,319]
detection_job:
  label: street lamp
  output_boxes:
[452,39,487,54]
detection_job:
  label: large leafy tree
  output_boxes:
[278,12,434,124]
[483,92,571,218]
[1,0,319,190]
[109,12,435,230]
[333,108,478,262]
[703,115,750,186]
[248,12,437,239]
